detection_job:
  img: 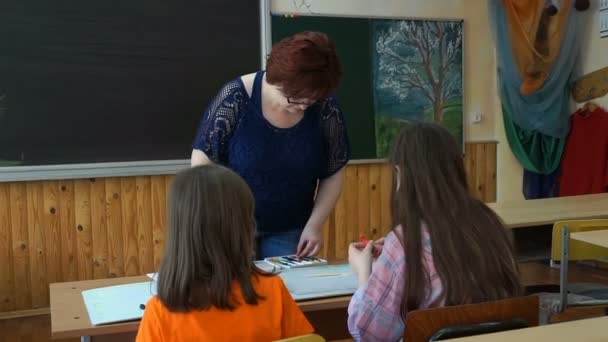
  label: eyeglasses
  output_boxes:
[286,97,318,106]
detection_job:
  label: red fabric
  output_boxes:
[559,107,608,196]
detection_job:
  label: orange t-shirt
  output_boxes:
[136,275,313,342]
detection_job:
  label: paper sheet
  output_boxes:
[84,263,355,325]
[278,264,357,300]
[82,281,157,325]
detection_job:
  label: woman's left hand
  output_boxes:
[297,225,323,257]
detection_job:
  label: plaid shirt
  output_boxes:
[347,225,444,342]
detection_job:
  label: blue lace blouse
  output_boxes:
[192,71,350,233]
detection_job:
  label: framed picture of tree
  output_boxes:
[373,19,464,157]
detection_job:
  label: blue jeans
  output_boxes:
[256,229,302,259]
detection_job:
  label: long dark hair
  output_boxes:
[157,164,267,312]
[389,122,522,316]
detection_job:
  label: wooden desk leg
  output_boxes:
[304,308,351,341]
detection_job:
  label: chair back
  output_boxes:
[551,219,608,262]
[404,296,539,342]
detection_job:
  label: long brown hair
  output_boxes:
[157,164,267,312]
[389,122,522,316]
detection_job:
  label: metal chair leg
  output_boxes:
[559,225,570,313]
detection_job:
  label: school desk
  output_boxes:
[571,229,608,248]
[487,193,608,228]
[49,276,352,342]
[444,315,608,341]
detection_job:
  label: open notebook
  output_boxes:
[278,264,357,300]
[83,263,356,325]
[82,281,157,326]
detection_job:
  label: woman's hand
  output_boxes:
[296,225,323,257]
[349,241,374,287]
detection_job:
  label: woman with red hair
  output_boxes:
[191,31,350,259]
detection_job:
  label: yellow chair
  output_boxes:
[274,334,326,342]
[550,219,608,312]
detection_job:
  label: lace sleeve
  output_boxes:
[192,79,246,164]
[319,96,351,178]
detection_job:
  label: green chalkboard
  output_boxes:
[272,15,376,159]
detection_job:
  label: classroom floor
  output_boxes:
[2,261,608,342]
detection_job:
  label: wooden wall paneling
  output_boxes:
[462,141,497,202]
[42,181,61,289]
[379,163,392,236]
[464,143,477,198]
[368,164,382,241]
[26,181,48,308]
[331,180,347,261]
[151,177,167,269]
[120,178,139,277]
[473,143,487,200]
[58,181,77,282]
[339,167,358,260]
[9,182,32,310]
[164,175,174,200]
[484,142,498,202]
[0,183,15,311]
[74,180,93,281]
[90,179,109,279]
[0,141,497,314]
[104,179,124,278]
[357,165,371,244]
[135,177,154,275]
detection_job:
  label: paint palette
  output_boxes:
[264,255,328,269]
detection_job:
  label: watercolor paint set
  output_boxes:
[264,255,328,269]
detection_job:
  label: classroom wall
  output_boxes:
[0,142,496,314]
[495,3,608,201]
[271,0,497,142]
[273,1,608,202]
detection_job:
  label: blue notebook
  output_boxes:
[82,281,156,326]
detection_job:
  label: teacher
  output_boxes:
[191,31,350,259]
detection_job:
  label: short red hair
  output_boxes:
[266,31,342,100]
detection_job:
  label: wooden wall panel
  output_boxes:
[9,182,32,310]
[26,182,47,308]
[42,182,61,290]
[0,183,15,311]
[74,179,93,281]
[135,177,154,275]
[0,141,496,314]
[58,181,77,282]
[90,179,108,279]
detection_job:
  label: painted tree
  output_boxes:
[376,20,463,123]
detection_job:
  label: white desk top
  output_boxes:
[487,193,608,228]
[446,316,608,341]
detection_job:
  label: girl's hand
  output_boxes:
[348,240,374,287]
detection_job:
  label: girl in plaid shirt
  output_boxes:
[347,123,522,341]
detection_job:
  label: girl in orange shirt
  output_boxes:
[136,164,313,342]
